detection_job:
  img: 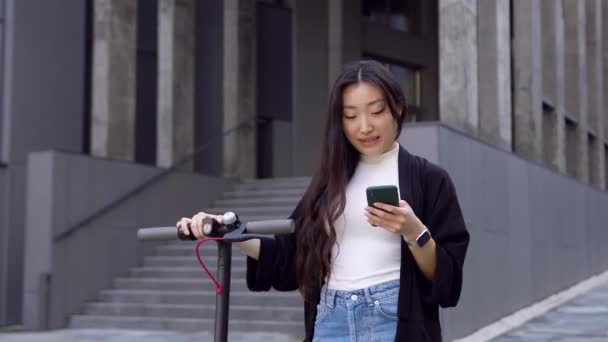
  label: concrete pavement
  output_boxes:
[492,281,608,341]
[0,329,300,342]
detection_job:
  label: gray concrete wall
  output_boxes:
[401,123,608,341]
[0,0,87,326]
[0,166,6,325]
[477,0,511,151]
[22,151,235,329]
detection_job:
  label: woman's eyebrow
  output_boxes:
[366,99,385,106]
[343,99,385,109]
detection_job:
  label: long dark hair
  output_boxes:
[295,60,408,300]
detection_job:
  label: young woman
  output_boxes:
[177,60,470,341]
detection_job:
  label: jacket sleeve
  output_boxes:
[419,164,470,308]
[246,200,304,292]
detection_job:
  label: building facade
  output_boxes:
[1,0,607,329]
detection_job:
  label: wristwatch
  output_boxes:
[406,228,432,248]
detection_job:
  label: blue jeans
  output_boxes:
[313,279,400,342]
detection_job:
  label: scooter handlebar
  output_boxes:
[136,219,294,241]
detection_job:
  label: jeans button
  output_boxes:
[351,294,358,301]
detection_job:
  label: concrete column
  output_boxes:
[438,0,478,135]
[477,0,511,151]
[91,0,137,161]
[587,0,605,189]
[512,0,543,162]
[292,0,329,176]
[223,0,257,179]
[157,0,195,168]
[540,0,567,173]
[564,0,589,182]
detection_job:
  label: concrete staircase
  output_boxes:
[70,177,310,336]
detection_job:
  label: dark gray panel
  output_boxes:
[195,1,223,176]
[438,126,473,214]
[586,189,608,275]
[54,155,160,238]
[506,156,533,312]
[479,144,510,235]
[256,3,292,178]
[399,124,439,163]
[0,168,6,324]
[527,162,554,301]
[5,0,86,164]
[436,128,475,338]
[21,152,54,329]
[4,166,25,324]
[0,1,87,324]
[134,0,158,165]
[291,0,328,176]
[341,0,362,64]
[257,3,292,122]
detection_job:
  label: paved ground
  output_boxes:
[0,329,300,342]
[2,278,608,342]
[492,281,608,341]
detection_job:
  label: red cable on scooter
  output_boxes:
[195,237,225,295]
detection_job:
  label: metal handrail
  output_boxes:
[54,117,264,242]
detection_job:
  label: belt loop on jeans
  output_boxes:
[328,289,336,308]
[363,286,373,305]
[322,288,336,308]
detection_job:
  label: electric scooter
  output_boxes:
[137,212,294,342]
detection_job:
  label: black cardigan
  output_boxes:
[247,147,470,341]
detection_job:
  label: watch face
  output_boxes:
[417,230,431,247]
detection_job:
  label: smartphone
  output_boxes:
[366,185,400,208]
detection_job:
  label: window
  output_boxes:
[605,145,608,191]
[588,134,599,187]
[387,63,420,108]
[542,104,556,169]
[365,56,422,121]
[0,0,4,163]
[565,120,578,177]
[362,0,419,33]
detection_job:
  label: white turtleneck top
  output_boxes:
[326,142,402,290]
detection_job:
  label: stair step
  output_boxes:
[114,277,251,291]
[83,302,304,321]
[99,289,303,306]
[201,207,295,216]
[130,266,248,279]
[156,244,220,257]
[71,177,309,335]
[70,315,305,335]
[214,197,301,207]
[242,177,311,184]
[223,189,306,199]
[238,215,293,222]
[144,255,247,268]
[234,182,309,191]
